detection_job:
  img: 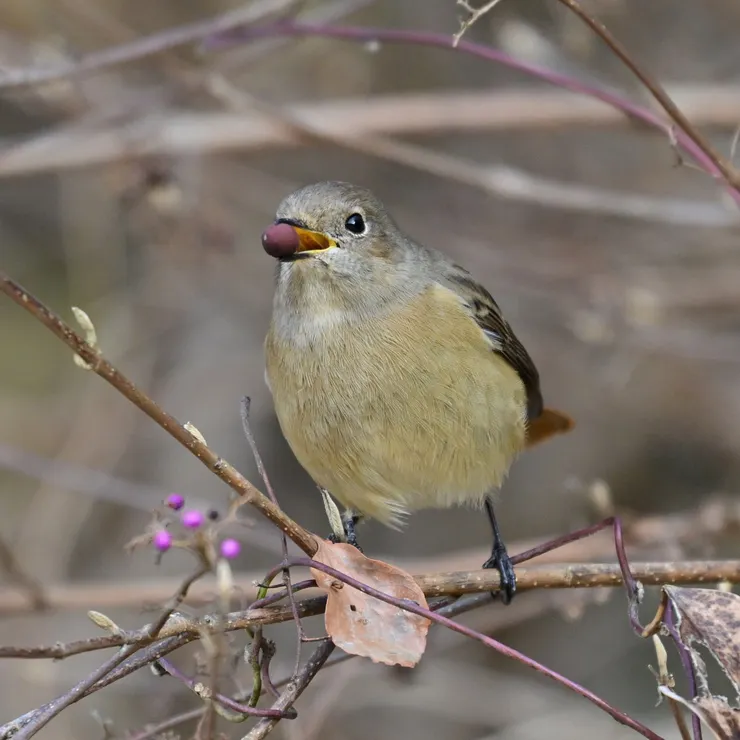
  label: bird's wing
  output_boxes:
[439,265,544,420]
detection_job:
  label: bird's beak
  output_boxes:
[293,227,338,255]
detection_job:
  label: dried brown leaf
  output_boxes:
[310,540,430,667]
[663,586,740,698]
[660,688,740,740]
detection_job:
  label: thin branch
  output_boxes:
[415,560,740,596]
[2,87,740,192]
[552,0,740,191]
[125,591,506,740]
[0,0,301,89]
[290,556,665,740]
[213,22,740,208]
[0,272,319,557]
[0,535,46,610]
[243,639,336,740]
[454,0,506,46]
[4,560,738,660]
[6,565,210,740]
[3,492,740,614]
[154,657,294,719]
[0,597,327,660]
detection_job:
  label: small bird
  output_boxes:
[261,181,573,602]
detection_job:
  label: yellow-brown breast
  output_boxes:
[265,283,527,527]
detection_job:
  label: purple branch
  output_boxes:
[288,555,665,740]
[663,603,702,740]
[205,21,740,208]
[155,657,295,719]
[512,517,644,633]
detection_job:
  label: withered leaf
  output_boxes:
[660,688,740,740]
[663,586,740,698]
[311,540,430,667]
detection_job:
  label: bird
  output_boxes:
[261,181,573,603]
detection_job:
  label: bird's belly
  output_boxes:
[264,291,528,526]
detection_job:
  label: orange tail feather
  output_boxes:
[526,407,575,448]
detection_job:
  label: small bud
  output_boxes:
[184,421,207,445]
[71,306,99,369]
[181,510,204,529]
[88,610,122,635]
[220,538,241,559]
[166,493,185,510]
[153,530,172,552]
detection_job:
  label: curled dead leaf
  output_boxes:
[311,540,430,667]
[660,688,740,740]
[660,586,740,697]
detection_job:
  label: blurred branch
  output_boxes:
[551,0,740,191]
[0,272,319,558]
[0,7,737,218]
[0,0,301,89]
[244,639,335,740]
[454,0,740,195]
[3,85,740,178]
[2,492,739,613]
[0,535,46,610]
[217,22,740,209]
[1,87,739,227]
[5,563,210,740]
[3,560,739,660]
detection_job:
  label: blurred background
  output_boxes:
[2,0,740,737]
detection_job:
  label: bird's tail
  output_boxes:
[526,408,575,448]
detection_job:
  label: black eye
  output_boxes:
[344,213,365,234]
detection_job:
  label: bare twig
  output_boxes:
[244,639,336,740]
[0,535,46,610]
[215,22,740,208]
[290,556,665,740]
[124,591,507,740]
[0,272,319,557]
[454,0,506,45]
[154,657,294,719]
[2,87,740,193]
[0,0,301,89]
[5,562,210,740]
[2,491,740,614]
[415,560,740,596]
[3,560,738,660]
[552,0,740,191]
[241,396,305,681]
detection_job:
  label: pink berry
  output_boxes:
[166,493,185,510]
[181,510,204,529]
[153,530,172,552]
[220,538,241,559]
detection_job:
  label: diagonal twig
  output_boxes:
[0,272,318,557]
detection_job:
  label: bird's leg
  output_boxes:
[340,509,364,551]
[326,510,364,551]
[482,497,517,604]
[321,486,364,551]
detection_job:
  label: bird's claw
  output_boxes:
[482,546,517,605]
[326,512,363,552]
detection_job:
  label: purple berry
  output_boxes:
[166,493,185,511]
[181,509,204,529]
[220,538,241,559]
[153,530,172,552]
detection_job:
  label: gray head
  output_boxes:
[266,181,405,266]
[262,181,434,325]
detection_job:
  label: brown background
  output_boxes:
[1,1,740,738]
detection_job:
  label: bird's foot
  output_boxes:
[327,510,363,553]
[482,543,517,605]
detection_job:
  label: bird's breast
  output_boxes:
[264,285,528,524]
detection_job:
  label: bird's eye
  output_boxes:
[344,213,366,234]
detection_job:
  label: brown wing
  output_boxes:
[444,270,543,420]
